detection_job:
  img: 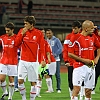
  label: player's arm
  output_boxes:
[39,32,46,67]
[62,35,70,66]
[47,52,51,64]
[93,34,100,64]
[68,36,92,66]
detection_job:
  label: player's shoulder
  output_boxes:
[0,34,8,39]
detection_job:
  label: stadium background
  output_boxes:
[0,0,100,43]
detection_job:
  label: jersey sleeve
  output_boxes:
[39,32,46,62]
[94,34,100,48]
[62,35,70,62]
[14,29,24,47]
[68,35,76,54]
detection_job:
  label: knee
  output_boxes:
[85,88,92,98]
[9,82,14,87]
[18,79,24,84]
[72,86,80,96]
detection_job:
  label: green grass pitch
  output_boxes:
[0,73,100,100]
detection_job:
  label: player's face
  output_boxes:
[41,29,45,36]
[72,27,80,34]
[46,30,53,39]
[5,28,13,36]
[86,23,95,35]
[24,21,33,30]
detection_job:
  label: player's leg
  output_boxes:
[84,66,95,100]
[28,62,39,100]
[79,82,85,100]
[71,65,86,100]
[47,62,56,92]
[36,75,42,97]
[45,74,53,93]
[68,66,73,97]
[0,64,8,100]
[18,60,27,100]
[7,65,17,100]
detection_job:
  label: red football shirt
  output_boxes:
[0,34,18,65]
[68,33,100,68]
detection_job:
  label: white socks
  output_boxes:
[30,85,37,100]
[71,96,78,100]
[1,81,8,95]
[36,80,42,96]
[85,97,91,100]
[18,83,26,100]
[69,88,72,97]
[8,82,14,100]
[46,78,53,92]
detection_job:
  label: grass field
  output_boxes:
[0,72,100,100]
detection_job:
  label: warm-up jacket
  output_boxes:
[15,28,45,62]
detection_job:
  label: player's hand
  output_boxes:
[21,27,28,35]
[88,60,94,68]
[65,63,70,67]
[83,59,92,65]
[48,58,51,64]
[41,61,46,67]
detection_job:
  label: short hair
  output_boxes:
[46,29,52,32]
[24,16,36,26]
[38,27,44,31]
[72,21,81,28]
[5,22,14,30]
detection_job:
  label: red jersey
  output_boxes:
[62,31,75,66]
[45,40,55,63]
[68,33,100,68]
[15,28,45,62]
[38,40,55,63]
[0,34,18,65]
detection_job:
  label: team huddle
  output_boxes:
[0,15,100,100]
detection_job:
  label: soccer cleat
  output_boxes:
[36,93,42,97]
[0,93,9,100]
[14,88,19,92]
[57,90,61,93]
[0,98,4,100]
[46,90,54,93]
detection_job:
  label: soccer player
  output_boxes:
[46,29,62,93]
[62,21,81,98]
[15,16,46,100]
[36,28,56,97]
[91,26,100,94]
[0,22,18,100]
[68,20,100,100]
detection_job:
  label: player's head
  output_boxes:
[72,21,81,34]
[39,27,45,36]
[82,20,95,35]
[46,29,53,39]
[5,22,14,36]
[23,16,36,30]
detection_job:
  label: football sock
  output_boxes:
[18,83,26,100]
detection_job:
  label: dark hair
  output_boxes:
[24,16,36,26]
[5,22,14,30]
[72,21,81,28]
[38,27,44,31]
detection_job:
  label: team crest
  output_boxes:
[69,41,72,46]
[33,36,36,40]
[11,40,14,44]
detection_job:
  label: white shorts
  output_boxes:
[73,65,95,89]
[18,60,39,82]
[47,62,56,75]
[0,64,17,76]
